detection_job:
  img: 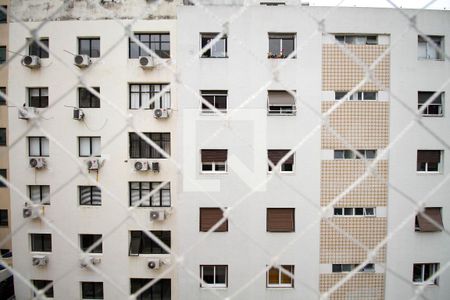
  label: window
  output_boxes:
[129,231,170,255]
[201,33,227,58]
[267,208,295,232]
[81,282,103,299]
[418,91,444,116]
[332,263,375,273]
[418,35,443,60]
[417,150,442,172]
[200,208,228,232]
[0,87,6,105]
[0,209,8,226]
[334,207,375,217]
[0,169,6,188]
[268,33,295,58]
[130,278,171,300]
[129,133,170,159]
[201,149,227,173]
[0,6,7,23]
[129,182,171,207]
[129,33,170,58]
[260,2,286,5]
[32,280,54,298]
[79,186,101,206]
[201,90,227,113]
[79,87,100,108]
[267,265,294,288]
[29,38,49,58]
[129,84,170,110]
[268,150,294,172]
[335,91,377,101]
[267,91,296,115]
[335,35,378,45]
[0,128,5,146]
[413,263,439,285]
[415,207,443,232]
[1,249,11,258]
[28,87,49,108]
[78,38,100,58]
[80,234,102,254]
[29,185,50,205]
[28,137,49,157]
[200,265,228,288]
[334,149,377,160]
[0,46,5,64]
[79,137,101,157]
[30,233,52,252]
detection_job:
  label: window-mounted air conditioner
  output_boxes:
[32,255,48,266]
[29,157,47,169]
[150,210,166,221]
[139,56,155,69]
[134,160,149,171]
[147,258,161,270]
[87,158,101,170]
[23,204,43,219]
[80,256,101,268]
[154,108,170,119]
[74,54,91,68]
[73,108,84,120]
[18,107,38,120]
[22,55,41,69]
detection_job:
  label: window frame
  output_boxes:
[28,136,49,157]
[417,150,442,173]
[333,207,376,217]
[200,90,227,113]
[79,186,101,206]
[267,90,297,116]
[80,234,103,254]
[0,87,6,105]
[0,169,6,188]
[28,38,49,59]
[28,185,50,205]
[130,278,171,300]
[418,91,444,117]
[129,182,171,208]
[129,32,170,59]
[0,128,6,146]
[30,233,52,253]
[335,91,378,101]
[0,6,7,24]
[266,265,294,288]
[199,208,228,232]
[200,265,228,288]
[200,33,228,58]
[266,208,295,233]
[334,149,377,160]
[332,263,375,273]
[81,281,104,300]
[267,150,295,174]
[0,46,5,64]
[418,35,444,60]
[0,209,8,227]
[268,33,296,59]
[78,136,101,157]
[129,83,170,110]
[32,280,54,298]
[129,132,171,159]
[78,37,100,58]
[28,87,49,108]
[335,35,378,45]
[413,263,440,285]
[78,87,100,108]
[128,230,171,256]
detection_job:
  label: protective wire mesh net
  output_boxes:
[0,0,449,299]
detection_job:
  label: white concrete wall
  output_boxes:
[8,19,178,299]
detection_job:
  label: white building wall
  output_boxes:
[8,19,178,299]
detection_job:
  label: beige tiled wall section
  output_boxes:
[320,273,385,300]
[321,160,388,207]
[321,101,389,149]
[320,218,386,263]
[322,44,390,91]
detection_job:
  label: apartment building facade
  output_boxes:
[3,1,450,299]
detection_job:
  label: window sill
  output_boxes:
[200,56,229,59]
[416,171,442,175]
[412,282,438,286]
[266,285,294,289]
[201,111,227,115]
[421,114,444,117]
[267,113,296,116]
[200,171,228,175]
[200,285,228,289]
[417,58,445,61]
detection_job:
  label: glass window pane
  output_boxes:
[280,266,292,284]
[268,267,279,284]
[215,266,227,284]
[41,138,49,156]
[79,39,90,56]
[29,138,40,156]
[92,138,101,156]
[91,39,100,57]
[202,266,215,284]
[79,138,90,156]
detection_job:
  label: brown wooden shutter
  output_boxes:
[201,150,228,163]
[268,91,295,105]
[267,208,295,232]
[416,207,443,232]
[200,208,228,232]
[417,150,441,163]
[268,150,294,165]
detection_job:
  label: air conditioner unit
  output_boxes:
[87,159,100,170]
[150,210,166,221]
[74,54,91,68]
[32,255,48,266]
[22,55,41,69]
[147,258,161,270]
[73,108,84,120]
[23,205,43,219]
[18,107,38,120]
[29,157,47,169]
[154,108,170,119]
[80,256,101,268]
[134,160,149,171]
[139,56,155,69]
[151,162,160,173]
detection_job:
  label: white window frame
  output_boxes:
[418,92,444,117]
[333,207,376,217]
[413,263,439,285]
[418,36,444,60]
[267,91,297,116]
[334,149,377,160]
[332,263,375,273]
[200,265,228,288]
[28,185,50,205]
[335,35,378,45]
[201,162,227,174]
[266,265,294,288]
[78,136,101,157]
[28,136,49,157]
[417,150,442,173]
[200,90,227,114]
[268,33,296,59]
[335,91,378,101]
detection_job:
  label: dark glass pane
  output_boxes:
[282,39,294,56]
[91,39,100,57]
[269,38,280,56]
[79,39,90,56]
[202,266,214,284]
[215,266,227,284]
[129,41,139,58]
